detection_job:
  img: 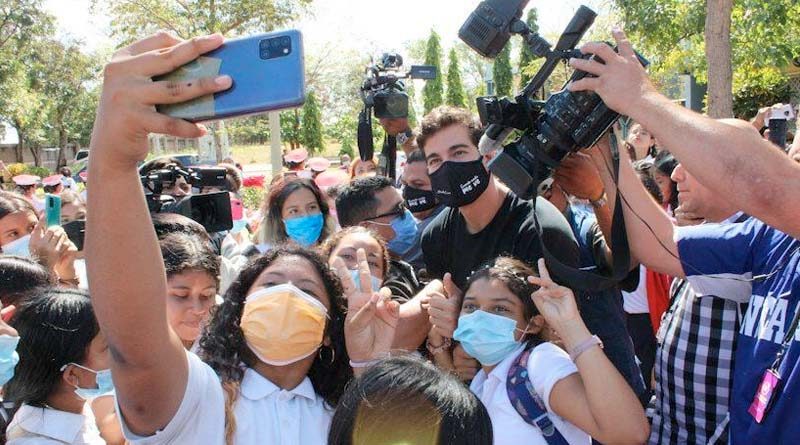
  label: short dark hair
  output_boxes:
[0,256,52,307]
[217,163,242,192]
[328,355,493,445]
[59,167,72,177]
[151,213,210,241]
[417,106,484,154]
[335,176,393,228]
[406,148,426,165]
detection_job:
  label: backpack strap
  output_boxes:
[507,348,570,445]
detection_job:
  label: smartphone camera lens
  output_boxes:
[259,36,291,60]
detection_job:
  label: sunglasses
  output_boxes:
[364,202,407,225]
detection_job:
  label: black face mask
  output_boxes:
[403,186,438,214]
[429,159,490,208]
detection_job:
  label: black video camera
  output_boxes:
[459,0,648,199]
[141,165,233,233]
[360,53,436,119]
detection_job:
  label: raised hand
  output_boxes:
[91,32,232,167]
[555,152,605,201]
[426,273,461,339]
[0,304,18,337]
[568,29,656,117]
[527,258,582,338]
[333,249,399,362]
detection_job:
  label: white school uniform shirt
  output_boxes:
[6,404,104,445]
[119,350,332,445]
[469,342,590,445]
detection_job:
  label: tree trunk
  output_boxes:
[29,142,41,167]
[57,117,68,169]
[15,136,24,164]
[705,0,734,118]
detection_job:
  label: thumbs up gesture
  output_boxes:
[426,273,462,339]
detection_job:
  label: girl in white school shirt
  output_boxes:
[84,31,399,445]
[430,257,649,445]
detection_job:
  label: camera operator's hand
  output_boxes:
[91,32,233,168]
[554,152,605,201]
[379,117,409,136]
[568,29,657,117]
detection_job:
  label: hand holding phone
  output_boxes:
[155,30,306,122]
[45,194,61,227]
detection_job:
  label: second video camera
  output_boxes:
[360,53,436,119]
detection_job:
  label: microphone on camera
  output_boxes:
[479,124,514,155]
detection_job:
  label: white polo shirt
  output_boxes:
[469,342,590,445]
[120,350,332,445]
[6,404,103,444]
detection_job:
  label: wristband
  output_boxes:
[568,335,603,361]
[589,191,608,208]
[426,337,452,355]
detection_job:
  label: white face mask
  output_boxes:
[1,234,31,258]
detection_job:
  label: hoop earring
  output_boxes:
[318,346,335,365]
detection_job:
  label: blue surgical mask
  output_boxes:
[453,310,526,366]
[1,234,31,258]
[284,213,324,247]
[0,335,20,386]
[231,219,248,234]
[348,269,382,293]
[387,210,418,256]
[63,363,115,401]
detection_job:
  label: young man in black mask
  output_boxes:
[417,106,579,288]
[401,149,445,274]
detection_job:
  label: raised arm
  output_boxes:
[588,135,684,278]
[570,29,800,239]
[85,32,231,435]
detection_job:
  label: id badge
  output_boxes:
[748,369,781,423]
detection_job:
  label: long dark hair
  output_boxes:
[654,150,679,210]
[199,246,351,444]
[258,178,335,245]
[4,288,99,410]
[0,256,53,307]
[159,232,220,286]
[465,256,543,348]
[329,355,493,445]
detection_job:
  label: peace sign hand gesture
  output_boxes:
[333,249,399,363]
[527,259,584,345]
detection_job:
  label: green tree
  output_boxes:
[95,0,312,42]
[517,8,539,90]
[405,81,418,129]
[493,45,513,97]
[97,0,313,161]
[301,91,323,154]
[32,40,100,167]
[446,48,467,108]
[422,30,444,114]
[280,109,301,150]
[613,0,800,117]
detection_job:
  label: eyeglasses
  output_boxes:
[364,202,407,225]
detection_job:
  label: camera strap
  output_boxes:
[532,134,633,292]
[357,107,374,161]
[381,135,397,181]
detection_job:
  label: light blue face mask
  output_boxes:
[62,363,115,401]
[1,234,32,258]
[0,335,20,386]
[387,210,418,256]
[348,269,382,293]
[230,219,248,234]
[284,213,324,247]
[453,310,527,366]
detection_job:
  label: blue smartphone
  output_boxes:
[155,30,305,122]
[45,194,61,227]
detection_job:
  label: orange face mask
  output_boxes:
[240,283,328,366]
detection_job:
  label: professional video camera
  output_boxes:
[360,53,436,120]
[141,164,233,233]
[459,0,648,199]
[358,53,437,179]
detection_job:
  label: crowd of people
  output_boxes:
[0,28,798,445]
